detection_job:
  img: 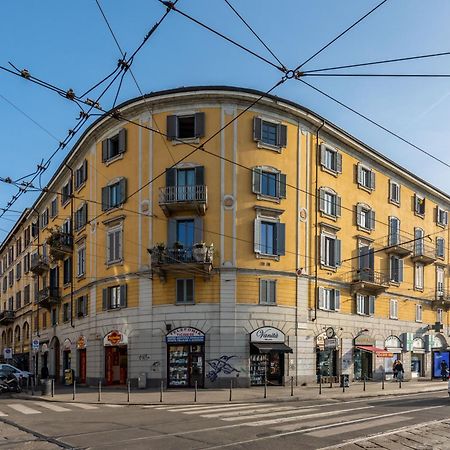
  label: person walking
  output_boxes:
[440,360,448,381]
[395,360,404,382]
[392,360,399,380]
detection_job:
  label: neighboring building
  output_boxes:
[0,86,448,387]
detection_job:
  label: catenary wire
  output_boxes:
[302,73,450,78]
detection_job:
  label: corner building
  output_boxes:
[0,86,449,387]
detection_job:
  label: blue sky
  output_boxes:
[1,0,450,239]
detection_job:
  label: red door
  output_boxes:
[78,349,86,384]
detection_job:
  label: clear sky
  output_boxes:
[1,0,450,240]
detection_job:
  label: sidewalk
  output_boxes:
[16,379,449,405]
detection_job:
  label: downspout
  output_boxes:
[64,163,75,329]
[312,120,325,322]
[295,122,300,386]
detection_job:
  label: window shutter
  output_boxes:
[398,258,404,283]
[82,203,88,226]
[319,188,325,212]
[195,166,204,186]
[83,295,88,316]
[102,288,107,310]
[101,186,109,211]
[253,117,262,141]
[356,294,363,315]
[277,124,287,147]
[370,171,376,190]
[168,219,177,247]
[276,223,285,256]
[194,112,205,138]
[119,178,127,204]
[176,280,183,303]
[278,173,287,198]
[334,239,341,267]
[252,168,262,194]
[186,279,194,303]
[115,230,122,261]
[166,168,176,187]
[167,115,177,140]
[335,195,341,217]
[336,152,342,173]
[120,284,127,308]
[83,159,88,181]
[102,139,108,162]
[356,204,362,226]
[269,280,276,304]
[260,280,267,304]
[320,234,326,265]
[320,145,326,166]
[108,231,114,262]
[444,211,448,225]
[369,296,375,315]
[193,217,203,244]
[334,290,340,311]
[357,164,363,185]
[254,219,261,253]
[318,287,325,309]
[370,210,376,230]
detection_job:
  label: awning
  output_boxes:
[356,345,393,358]
[251,343,293,353]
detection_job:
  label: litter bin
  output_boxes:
[138,372,147,389]
[340,374,350,388]
[64,369,74,386]
[41,379,52,396]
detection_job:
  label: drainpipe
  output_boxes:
[64,163,75,329]
[312,120,325,322]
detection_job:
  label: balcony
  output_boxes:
[159,185,207,216]
[30,254,50,275]
[47,229,73,261]
[37,286,61,309]
[384,234,413,257]
[0,310,15,325]
[349,269,389,295]
[411,242,436,265]
[433,291,450,310]
[149,243,214,280]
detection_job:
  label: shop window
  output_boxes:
[74,203,88,231]
[320,233,341,268]
[167,113,205,141]
[436,207,448,227]
[77,244,86,277]
[101,178,127,211]
[252,167,286,200]
[50,198,58,218]
[415,304,422,322]
[414,263,424,290]
[389,299,398,319]
[107,225,123,264]
[436,237,445,259]
[77,295,88,317]
[320,144,342,174]
[389,256,403,283]
[318,287,340,311]
[63,257,72,285]
[356,203,375,231]
[176,279,194,304]
[63,303,70,323]
[259,279,276,305]
[75,160,88,189]
[102,285,127,310]
[254,218,285,257]
[389,180,400,205]
[319,188,341,218]
[357,164,375,190]
[61,180,72,206]
[414,194,425,216]
[356,294,375,316]
[253,117,287,150]
[102,129,127,162]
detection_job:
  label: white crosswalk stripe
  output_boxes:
[8,403,41,415]
[183,404,277,415]
[0,410,7,417]
[202,406,302,419]
[33,402,71,412]
[155,403,254,412]
[66,403,98,410]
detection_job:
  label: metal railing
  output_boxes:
[30,254,50,271]
[38,286,61,304]
[151,245,214,265]
[387,233,414,251]
[413,240,436,259]
[0,310,15,323]
[159,185,207,204]
[351,268,389,285]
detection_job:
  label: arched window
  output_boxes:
[1,331,6,348]
[7,329,13,346]
[14,325,21,343]
[23,322,30,341]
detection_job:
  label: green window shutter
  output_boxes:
[167,115,177,140]
[119,178,127,205]
[252,168,262,194]
[276,223,286,256]
[102,288,108,310]
[334,239,341,267]
[253,117,262,141]
[319,188,325,212]
[370,171,376,190]
[194,112,205,138]
[102,139,108,162]
[320,145,326,166]
[278,173,287,198]
[335,195,342,217]
[398,259,404,283]
[278,124,287,147]
[336,152,342,173]
[120,284,127,308]
[118,128,127,154]
[101,186,109,211]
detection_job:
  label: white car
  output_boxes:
[0,364,32,381]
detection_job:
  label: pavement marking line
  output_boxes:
[239,406,373,425]
[33,402,71,412]
[0,410,7,417]
[201,406,298,418]
[161,403,256,412]
[210,407,318,421]
[201,405,446,449]
[7,404,42,415]
[307,415,412,438]
[104,404,125,408]
[182,404,278,415]
[65,403,98,410]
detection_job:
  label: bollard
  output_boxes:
[72,380,76,401]
[31,377,35,396]
[290,376,294,397]
[26,377,29,394]
[363,377,366,392]
[160,380,163,403]
[98,380,102,402]
[319,377,322,395]
[229,379,233,402]
[399,378,402,389]
[382,374,385,390]
[330,377,333,389]
[264,377,267,399]
[127,380,131,403]
[194,380,197,403]
[342,376,345,393]
[51,379,54,397]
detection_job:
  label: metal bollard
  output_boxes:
[229,379,233,402]
[363,377,366,392]
[382,374,385,390]
[290,376,294,397]
[330,377,333,389]
[72,380,76,401]
[264,377,267,399]
[194,381,197,402]
[31,377,35,396]
[51,379,54,397]
[399,378,402,389]
[342,376,345,393]
[160,380,163,403]
[127,380,131,403]
[319,377,322,395]
[98,380,102,402]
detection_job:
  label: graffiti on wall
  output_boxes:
[206,355,240,382]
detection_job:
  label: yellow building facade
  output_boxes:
[0,86,448,387]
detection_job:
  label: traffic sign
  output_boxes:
[3,348,12,359]
[32,338,40,351]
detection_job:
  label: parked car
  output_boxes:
[0,364,32,381]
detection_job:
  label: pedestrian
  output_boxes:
[440,360,448,381]
[396,360,404,381]
[392,360,399,380]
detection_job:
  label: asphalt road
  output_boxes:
[0,391,449,449]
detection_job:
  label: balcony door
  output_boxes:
[177,169,196,201]
[49,267,59,288]
[177,220,195,248]
[415,228,424,255]
[359,246,374,281]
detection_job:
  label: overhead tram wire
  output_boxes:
[293,0,389,72]
[302,73,450,78]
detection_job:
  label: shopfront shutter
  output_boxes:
[194,112,205,138]
[276,222,286,256]
[102,139,108,162]
[336,152,342,173]
[119,178,127,204]
[318,287,325,309]
[253,117,262,141]
[334,239,341,267]
[334,290,341,311]
[168,219,177,247]
[369,296,375,315]
[252,168,262,194]
[254,219,261,253]
[277,124,287,147]
[101,186,109,211]
[319,188,325,212]
[167,115,178,140]
[102,288,108,310]
[279,173,287,198]
[119,284,127,308]
[335,195,342,217]
[194,217,203,244]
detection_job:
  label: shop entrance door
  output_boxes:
[167,344,205,388]
[354,349,373,380]
[63,351,71,372]
[105,346,127,385]
[189,349,204,388]
[78,349,87,384]
[267,352,283,385]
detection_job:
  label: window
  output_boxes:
[24,285,30,305]
[7,297,13,310]
[357,164,375,190]
[15,262,21,281]
[75,160,88,189]
[16,237,22,256]
[437,267,445,297]
[176,279,194,304]
[102,285,127,309]
[414,228,425,256]
[260,279,276,305]
[415,304,423,322]
[414,194,425,216]
[436,207,448,227]
[31,221,38,238]
[63,303,70,322]
[24,226,31,246]
[414,263,424,290]
[51,308,57,326]
[61,180,72,205]
[8,270,13,287]
[252,167,286,199]
[356,294,375,316]
[74,203,88,231]
[50,198,58,218]
[318,287,340,311]
[42,312,47,329]
[253,117,287,149]
[389,299,398,319]
[254,219,285,257]
[436,237,445,259]
[107,225,122,264]
[388,217,400,245]
[164,166,205,202]
[77,244,86,277]
[24,253,30,273]
[437,308,443,324]
[320,145,342,173]
[15,291,21,310]
[77,295,88,317]
[2,276,6,293]
[319,188,341,218]
[63,258,72,285]
[167,113,205,141]
[102,129,127,162]
[356,204,375,230]
[101,179,127,211]
[320,233,341,268]
[389,256,403,283]
[389,180,400,204]
[40,208,49,229]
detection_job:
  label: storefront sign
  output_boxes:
[63,339,72,351]
[354,334,374,346]
[104,330,128,346]
[166,327,205,344]
[401,333,414,352]
[76,336,87,350]
[324,338,338,349]
[250,327,285,343]
[3,348,12,360]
